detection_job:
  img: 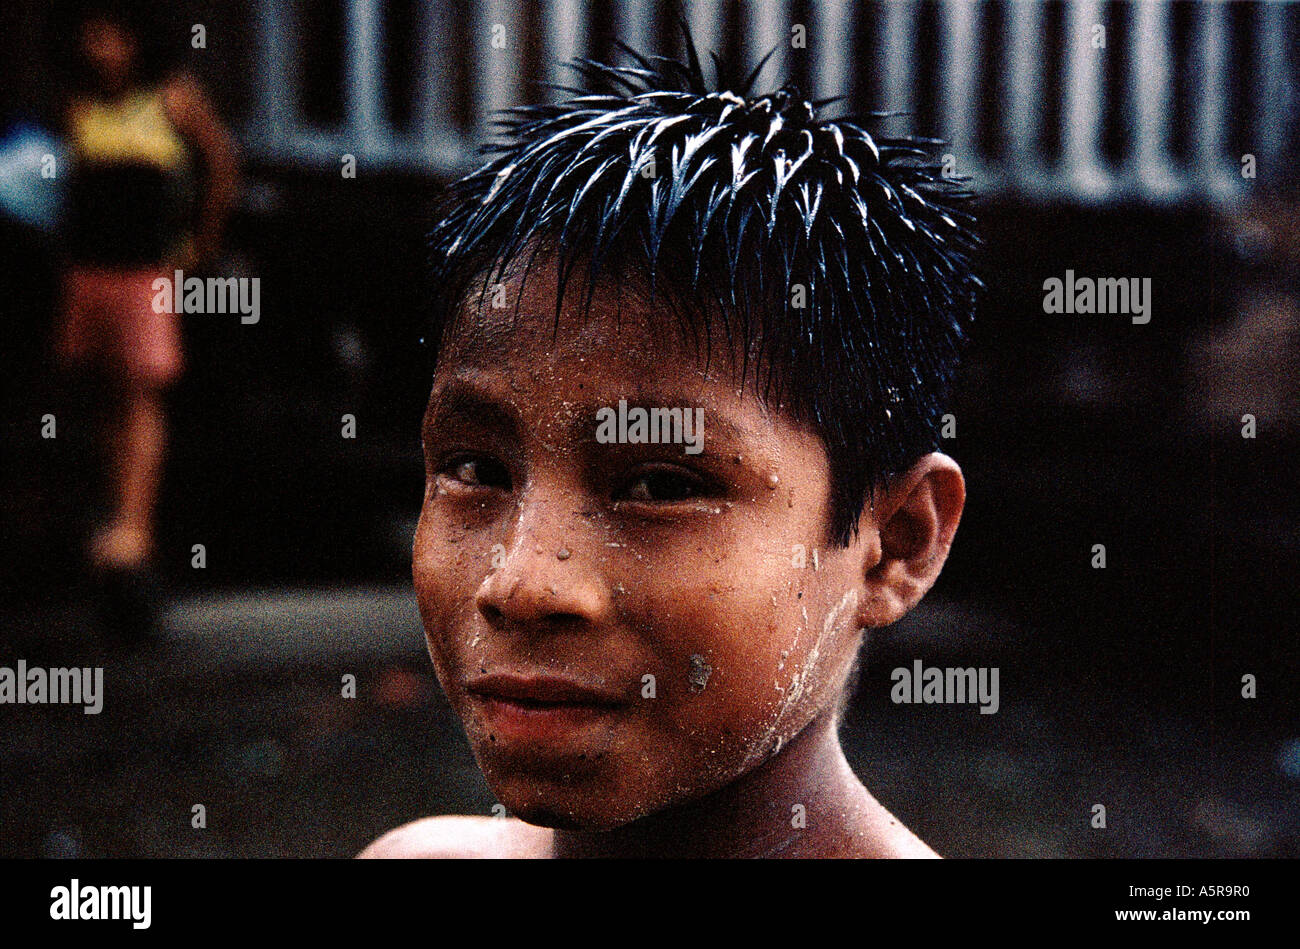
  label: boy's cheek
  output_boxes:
[651,567,861,728]
[413,496,492,581]
[637,580,808,725]
[412,522,486,666]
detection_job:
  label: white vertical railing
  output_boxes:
[1255,1,1292,178]
[1006,0,1046,192]
[683,0,723,85]
[741,0,789,93]
[244,0,1290,205]
[415,0,456,157]
[615,0,657,66]
[472,0,523,142]
[807,0,853,106]
[1062,0,1111,198]
[1192,0,1238,200]
[344,0,386,152]
[937,0,983,185]
[252,0,296,143]
[543,0,591,99]
[1131,0,1179,197]
[880,0,920,123]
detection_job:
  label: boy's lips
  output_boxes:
[466,673,627,707]
[465,673,630,744]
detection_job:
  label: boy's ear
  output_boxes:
[854,452,965,629]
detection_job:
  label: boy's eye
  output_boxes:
[439,455,511,490]
[617,467,710,503]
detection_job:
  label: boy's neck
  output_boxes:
[549,712,902,858]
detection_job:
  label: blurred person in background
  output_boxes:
[54,1,238,629]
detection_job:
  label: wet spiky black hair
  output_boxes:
[426,30,981,547]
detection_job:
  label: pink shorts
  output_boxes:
[56,266,183,387]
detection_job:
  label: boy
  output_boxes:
[362,37,980,858]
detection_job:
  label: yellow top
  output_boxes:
[69,86,189,171]
[64,85,196,266]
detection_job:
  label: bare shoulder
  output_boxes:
[160,72,205,111]
[357,815,553,859]
[160,72,226,134]
[880,824,941,859]
[849,789,941,859]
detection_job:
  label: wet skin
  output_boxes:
[382,262,964,857]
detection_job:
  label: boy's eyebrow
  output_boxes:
[424,378,521,442]
[608,396,753,445]
[427,374,784,461]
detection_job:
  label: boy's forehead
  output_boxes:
[437,310,737,415]
[440,267,735,382]
[443,302,665,367]
[430,274,813,438]
[426,268,834,494]
[430,262,823,448]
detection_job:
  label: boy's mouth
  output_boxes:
[466,673,628,743]
[467,673,626,707]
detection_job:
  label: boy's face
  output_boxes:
[414,264,875,830]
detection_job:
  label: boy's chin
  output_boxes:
[486,773,662,832]
[507,804,600,832]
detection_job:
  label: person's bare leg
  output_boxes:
[91,384,166,571]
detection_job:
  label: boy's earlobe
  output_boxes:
[855,453,965,628]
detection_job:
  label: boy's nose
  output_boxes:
[475,498,614,629]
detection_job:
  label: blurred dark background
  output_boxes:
[1,0,1297,857]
